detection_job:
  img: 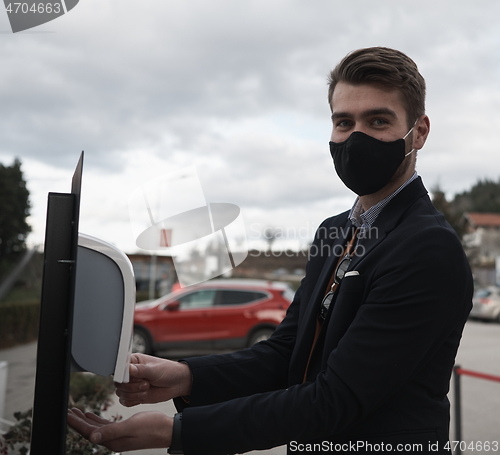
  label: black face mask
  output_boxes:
[329,130,414,196]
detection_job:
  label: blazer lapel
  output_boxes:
[290,178,429,384]
[349,177,428,271]
[307,220,356,318]
[290,218,355,383]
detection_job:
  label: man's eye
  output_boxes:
[372,118,388,126]
[336,120,352,128]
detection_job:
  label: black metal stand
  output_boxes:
[30,153,83,455]
[453,364,462,455]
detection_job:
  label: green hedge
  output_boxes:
[0,300,39,349]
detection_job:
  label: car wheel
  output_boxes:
[132,327,153,355]
[248,328,275,346]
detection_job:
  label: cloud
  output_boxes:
[1,0,500,251]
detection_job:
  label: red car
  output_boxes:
[132,279,294,355]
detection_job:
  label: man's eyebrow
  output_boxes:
[330,111,351,121]
[331,108,398,121]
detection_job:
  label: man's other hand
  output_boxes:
[67,408,172,452]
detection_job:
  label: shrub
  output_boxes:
[0,373,120,455]
[0,301,39,349]
[68,372,115,413]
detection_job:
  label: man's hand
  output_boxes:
[115,353,192,406]
[67,408,172,452]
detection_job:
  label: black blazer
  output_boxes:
[177,178,473,455]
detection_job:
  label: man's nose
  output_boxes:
[352,123,368,135]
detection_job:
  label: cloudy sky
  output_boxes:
[1,0,499,254]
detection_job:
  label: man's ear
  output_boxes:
[413,115,430,150]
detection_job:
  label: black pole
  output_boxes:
[30,153,83,455]
[453,365,462,455]
[30,193,77,454]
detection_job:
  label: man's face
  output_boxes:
[329,82,411,144]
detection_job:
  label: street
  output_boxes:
[450,320,500,453]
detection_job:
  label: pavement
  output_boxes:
[1,320,500,455]
[0,341,37,428]
[0,341,285,455]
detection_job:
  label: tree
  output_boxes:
[263,226,278,252]
[0,158,31,274]
[430,178,500,242]
[452,178,500,214]
[431,184,464,238]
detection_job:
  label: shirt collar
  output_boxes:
[349,172,418,231]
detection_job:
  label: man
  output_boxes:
[68,47,473,454]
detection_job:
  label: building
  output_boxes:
[462,212,500,286]
[127,253,175,300]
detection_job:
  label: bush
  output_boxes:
[68,372,115,413]
[0,301,39,349]
[66,373,119,455]
[0,373,120,455]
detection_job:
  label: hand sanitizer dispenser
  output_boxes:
[71,233,135,383]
